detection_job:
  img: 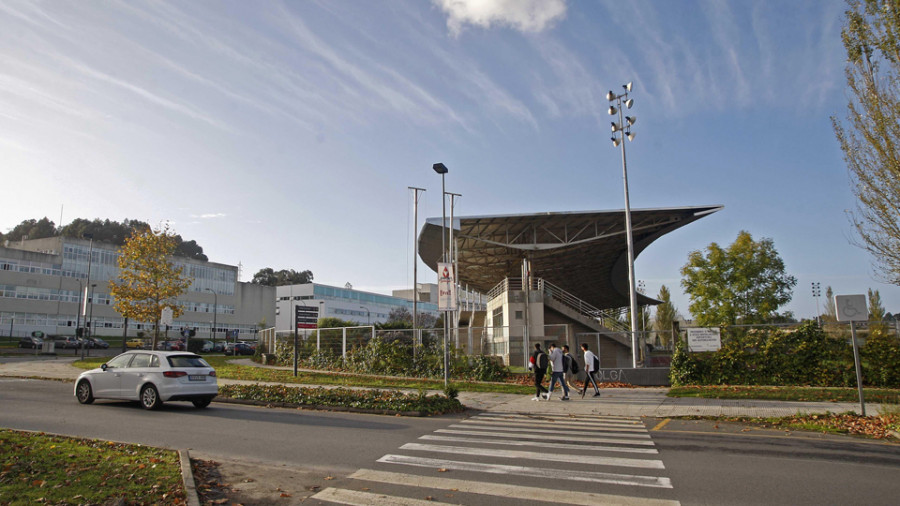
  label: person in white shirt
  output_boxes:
[581,343,601,397]
[544,343,570,401]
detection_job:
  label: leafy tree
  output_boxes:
[251,267,314,286]
[833,0,900,285]
[868,287,888,336]
[108,226,191,348]
[653,285,679,348]
[681,231,797,326]
[4,217,57,242]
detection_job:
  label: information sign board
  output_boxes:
[295,305,319,329]
[687,327,722,352]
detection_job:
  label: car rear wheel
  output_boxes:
[192,398,211,409]
[76,380,94,404]
[140,384,162,410]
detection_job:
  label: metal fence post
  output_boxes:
[342,327,347,360]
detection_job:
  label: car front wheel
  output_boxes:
[76,380,94,404]
[140,384,162,410]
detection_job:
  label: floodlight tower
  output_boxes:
[812,282,822,325]
[607,82,640,368]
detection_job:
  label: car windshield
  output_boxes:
[167,355,210,368]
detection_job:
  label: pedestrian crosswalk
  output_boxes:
[310,412,679,505]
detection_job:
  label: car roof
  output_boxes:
[118,350,201,358]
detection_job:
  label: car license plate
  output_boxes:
[188,375,206,381]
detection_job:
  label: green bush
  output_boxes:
[669,321,900,388]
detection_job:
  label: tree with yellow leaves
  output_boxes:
[109,225,191,348]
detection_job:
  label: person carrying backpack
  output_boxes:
[528,343,549,401]
[562,345,580,389]
[580,342,601,397]
[545,343,570,401]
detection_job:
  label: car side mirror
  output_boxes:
[101,364,108,371]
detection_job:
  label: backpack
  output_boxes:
[592,355,600,372]
[566,354,580,374]
[535,352,548,371]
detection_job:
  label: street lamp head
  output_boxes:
[606,90,615,101]
[433,162,448,174]
[624,82,633,92]
[625,115,636,126]
[611,137,621,147]
[627,131,636,142]
[624,98,634,109]
[82,233,93,240]
[608,105,617,116]
[611,122,620,132]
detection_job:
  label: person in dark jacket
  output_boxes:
[529,343,549,401]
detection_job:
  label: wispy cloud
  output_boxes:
[433,0,567,36]
[191,213,227,219]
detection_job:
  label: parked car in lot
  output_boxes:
[18,336,44,349]
[86,337,110,349]
[126,338,149,349]
[223,342,254,356]
[156,340,185,351]
[57,337,86,349]
[198,340,214,353]
[74,351,218,410]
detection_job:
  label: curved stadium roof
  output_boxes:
[419,205,722,310]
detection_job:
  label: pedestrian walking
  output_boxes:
[545,343,570,401]
[580,343,601,397]
[562,345,580,390]
[528,343,549,401]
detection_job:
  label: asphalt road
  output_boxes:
[2,379,899,505]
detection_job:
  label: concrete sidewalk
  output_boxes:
[0,356,884,417]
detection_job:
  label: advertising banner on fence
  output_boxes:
[437,262,457,311]
[687,327,721,352]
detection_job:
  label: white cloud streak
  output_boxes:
[434,0,567,36]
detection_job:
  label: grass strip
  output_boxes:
[218,384,464,416]
[0,429,184,505]
[668,385,900,404]
[73,356,533,395]
[682,412,900,439]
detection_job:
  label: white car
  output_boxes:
[74,351,218,410]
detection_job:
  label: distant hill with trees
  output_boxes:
[0,217,208,261]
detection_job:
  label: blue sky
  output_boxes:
[1,0,891,319]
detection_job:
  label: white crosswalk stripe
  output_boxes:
[311,413,679,505]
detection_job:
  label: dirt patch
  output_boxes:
[191,456,352,505]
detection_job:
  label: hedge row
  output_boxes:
[269,337,510,382]
[218,384,464,415]
[670,321,900,387]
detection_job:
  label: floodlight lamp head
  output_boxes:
[611,122,620,132]
[606,90,615,101]
[626,116,636,126]
[624,82,633,92]
[611,137,620,147]
[432,162,448,174]
[627,131,636,141]
[625,98,634,109]
[608,105,617,115]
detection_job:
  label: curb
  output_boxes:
[214,396,434,417]
[179,449,200,506]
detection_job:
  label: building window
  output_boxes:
[515,311,523,320]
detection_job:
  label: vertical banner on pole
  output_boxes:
[437,263,457,311]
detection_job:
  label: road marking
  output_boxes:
[436,428,656,446]
[461,418,648,432]
[448,423,652,439]
[477,413,643,426]
[377,455,673,488]
[311,487,448,505]
[419,434,659,454]
[399,443,665,469]
[651,419,672,431]
[349,469,681,506]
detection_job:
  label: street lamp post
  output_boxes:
[607,82,641,368]
[80,233,94,359]
[409,186,426,340]
[83,283,96,359]
[205,288,217,346]
[433,162,450,387]
[74,278,83,341]
[360,306,371,325]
